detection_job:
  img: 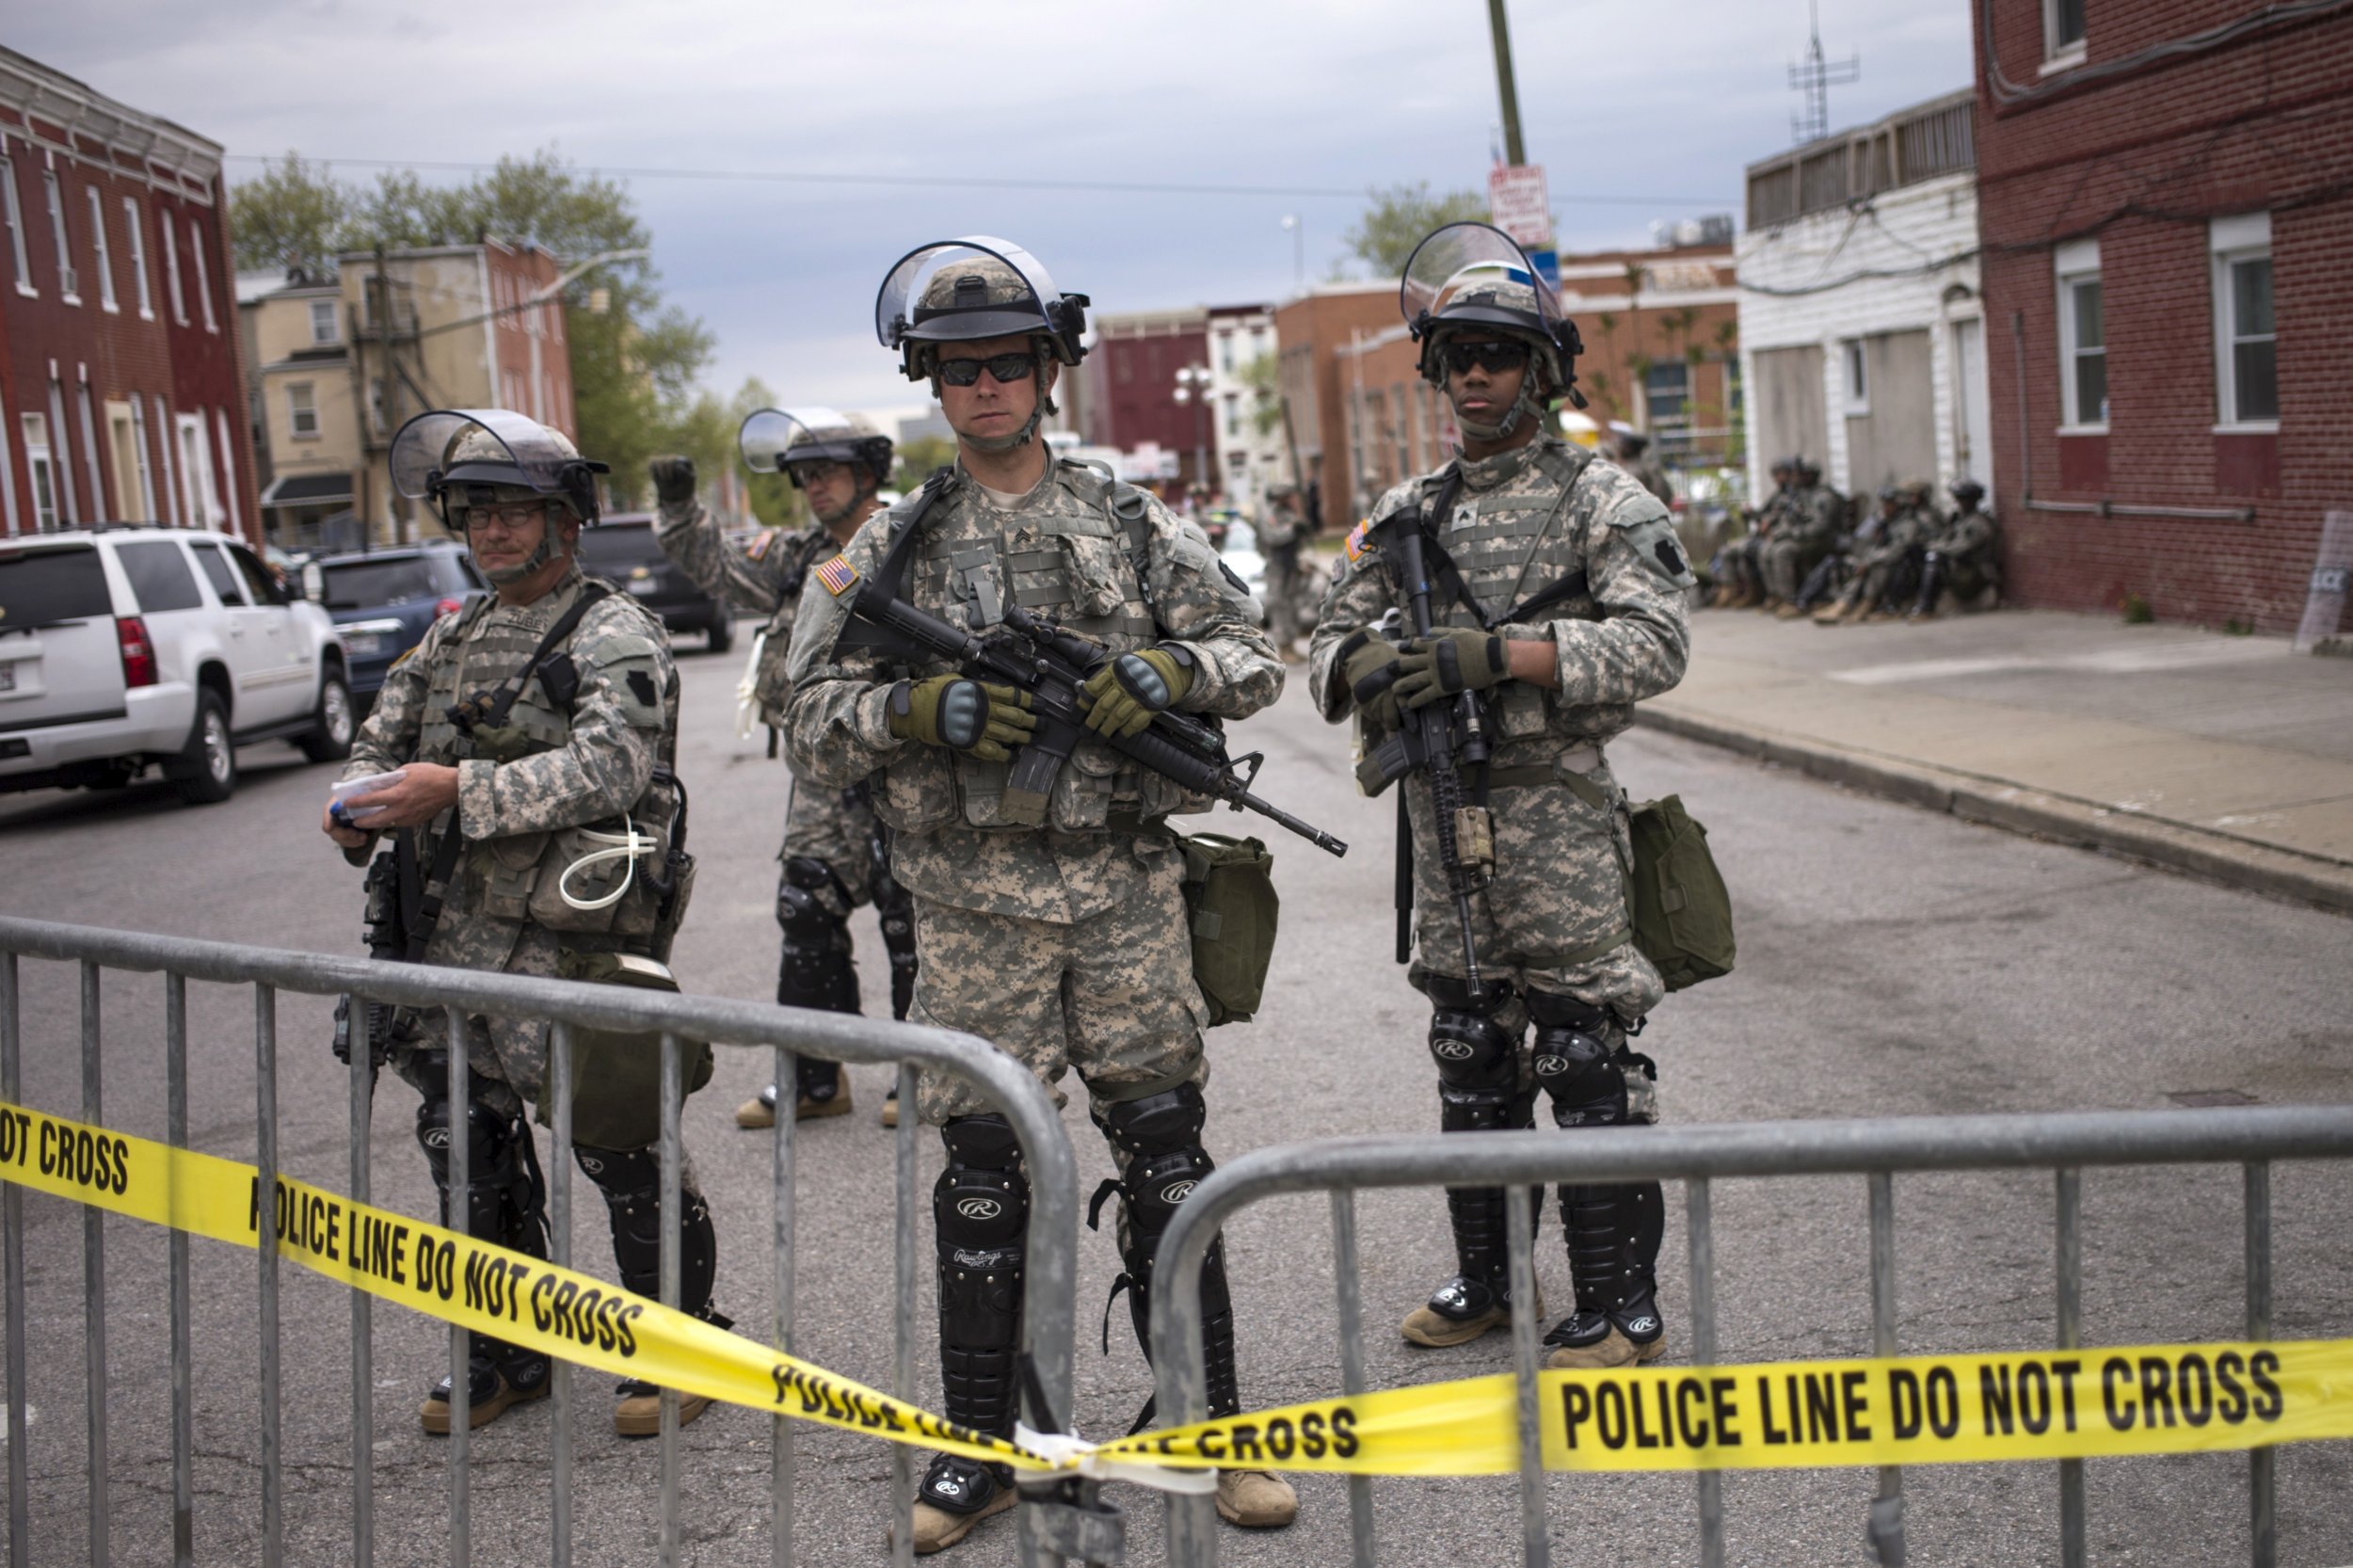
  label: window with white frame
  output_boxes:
[42,169,75,301]
[1,157,28,294]
[122,197,151,316]
[2055,239,2106,429]
[21,412,57,530]
[160,210,185,324]
[188,220,216,330]
[2043,0,2086,64]
[85,188,116,310]
[2211,213,2276,428]
[309,298,338,345]
[1646,361,1692,449]
[287,382,318,438]
[213,409,238,534]
[177,413,220,529]
[1841,339,1868,413]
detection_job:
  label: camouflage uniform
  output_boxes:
[1257,497,1307,650]
[1758,479,1845,603]
[1309,432,1693,1364]
[1850,491,1936,614]
[1915,496,2002,612]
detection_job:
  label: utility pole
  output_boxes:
[1486,0,1528,166]
[1788,0,1861,145]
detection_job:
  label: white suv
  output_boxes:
[0,526,354,806]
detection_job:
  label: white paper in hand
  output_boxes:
[329,769,407,824]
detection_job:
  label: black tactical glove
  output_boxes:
[888,677,1036,763]
[649,456,697,507]
[1393,627,1509,712]
[1080,645,1195,740]
[1339,629,1408,731]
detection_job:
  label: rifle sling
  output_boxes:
[403,582,615,964]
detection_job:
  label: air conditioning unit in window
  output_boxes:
[60,265,79,299]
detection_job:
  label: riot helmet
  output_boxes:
[390,408,608,584]
[1794,456,1822,485]
[1950,477,1986,509]
[739,407,894,488]
[875,236,1089,382]
[1401,221,1585,438]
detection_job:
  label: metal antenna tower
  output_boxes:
[1788,0,1861,144]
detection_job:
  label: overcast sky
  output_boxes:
[20,0,1970,423]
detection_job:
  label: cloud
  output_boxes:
[18,0,1967,412]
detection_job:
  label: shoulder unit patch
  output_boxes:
[1343,519,1374,564]
[814,554,860,597]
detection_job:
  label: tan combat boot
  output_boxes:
[1545,1324,1669,1370]
[1401,1278,1545,1348]
[904,1458,1016,1554]
[614,1382,715,1437]
[1773,600,1809,619]
[1215,1468,1300,1528]
[1759,594,1787,614]
[1812,595,1855,626]
[797,1063,854,1120]
[735,1086,777,1128]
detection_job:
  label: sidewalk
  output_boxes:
[1639,607,2353,914]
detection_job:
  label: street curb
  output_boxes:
[1637,704,2353,918]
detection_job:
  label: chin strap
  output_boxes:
[1455,378,1547,443]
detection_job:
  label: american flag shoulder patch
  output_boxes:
[745,529,776,562]
[1343,519,1374,563]
[814,554,860,597]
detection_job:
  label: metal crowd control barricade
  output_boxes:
[1148,1109,2353,1568]
[0,916,1096,1568]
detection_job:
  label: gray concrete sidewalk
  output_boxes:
[1639,606,2353,914]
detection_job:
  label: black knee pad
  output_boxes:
[935,1115,1029,1434]
[1425,974,1520,1095]
[1527,991,1625,1128]
[1099,1085,1234,1418]
[572,1144,715,1317]
[776,856,859,1015]
[873,872,918,1023]
[414,1075,548,1259]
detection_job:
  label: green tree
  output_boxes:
[227,153,353,275]
[1342,183,1492,277]
[891,436,957,495]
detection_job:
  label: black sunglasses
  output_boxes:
[1442,340,1532,375]
[936,352,1038,387]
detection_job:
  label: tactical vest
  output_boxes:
[866,462,1201,836]
[415,578,687,952]
[750,525,830,730]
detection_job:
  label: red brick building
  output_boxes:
[0,48,256,542]
[1076,308,1213,488]
[1973,0,2353,633]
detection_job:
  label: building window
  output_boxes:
[160,210,186,324]
[213,409,239,534]
[1,157,29,294]
[1218,331,1235,375]
[2043,0,2087,64]
[2211,214,2276,428]
[310,298,339,345]
[43,169,76,302]
[178,413,220,528]
[1840,340,1868,414]
[368,378,387,435]
[287,382,318,439]
[22,413,57,530]
[1647,361,1692,440]
[122,197,151,316]
[2055,240,2105,429]
[86,188,117,311]
[1223,392,1241,440]
[188,221,216,330]
[129,397,157,520]
[152,395,179,526]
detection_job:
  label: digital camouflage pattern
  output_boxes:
[1759,479,1848,601]
[1307,435,1691,1029]
[783,458,1281,1120]
[1852,496,1937,605]
[655,496,838,728]
[340,566,676,1116]
[1923,503,2001,600]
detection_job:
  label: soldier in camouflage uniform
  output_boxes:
[1909,478,2002,619]
[1760,456,1847,616]
[1610,426,1677,510]
[322,409,728,1437]
[783,237,1297,1551]
[1309,222,1693,1373]
[1817,478,1935,625]
[1257,482,1308,654]
[650,409,917,1128]
[1709,455,1796,609]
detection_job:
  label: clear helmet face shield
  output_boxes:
[738,407,865,472]
[389,408,605,504]
[1400,220,1567,346]
[874,235,1087,377]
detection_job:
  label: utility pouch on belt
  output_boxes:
[542,950,714,1150]
[1625,795,1736,991]
[1176,832,1279,1027]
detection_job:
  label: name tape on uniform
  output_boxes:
[1097,1339,2353,1476]
[0,1100,1053,1472]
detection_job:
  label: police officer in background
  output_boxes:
[784,237,1298,1551]
[650,409,917,1128]
[323,409,728,1437]
[1308,224,1692,1373]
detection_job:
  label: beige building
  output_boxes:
[241,240,576,549]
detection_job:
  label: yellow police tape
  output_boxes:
[6,1098,2349,1480]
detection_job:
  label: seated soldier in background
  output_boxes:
[1816,479,1935,626]
[1910,478,2002,619]
[1710,456,1797,609]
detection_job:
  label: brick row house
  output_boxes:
[0,48,256,543]
[1972,0,2353,633]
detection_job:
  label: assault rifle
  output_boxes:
[332,838,417,1069]
[842,586,1348,858]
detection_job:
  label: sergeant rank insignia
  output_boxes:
[814,554,860,596]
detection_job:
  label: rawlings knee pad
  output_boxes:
[1527,991,1625,1129]
[776,856,860,1016]
[1424,974,1520,1095]
[1099,1085,1236,1419]
[572,1144,717,1319]
[414,1069,549,1261]
[935,1115,1029,1437]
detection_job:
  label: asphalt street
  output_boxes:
[0,619,2348,1567]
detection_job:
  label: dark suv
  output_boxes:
[315,541,488,712]
[574,514,732,652]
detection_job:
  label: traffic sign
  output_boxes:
[1487,165,1553,249]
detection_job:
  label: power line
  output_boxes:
[217,152,1729,208]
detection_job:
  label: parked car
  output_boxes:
[315,540,488,712]
[0,525,354,806]
[573,513,732,652]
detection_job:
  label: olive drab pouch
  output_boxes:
[1176,832,1279,1027]
[543,950,714,1150]
[1625,796,1736,991]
